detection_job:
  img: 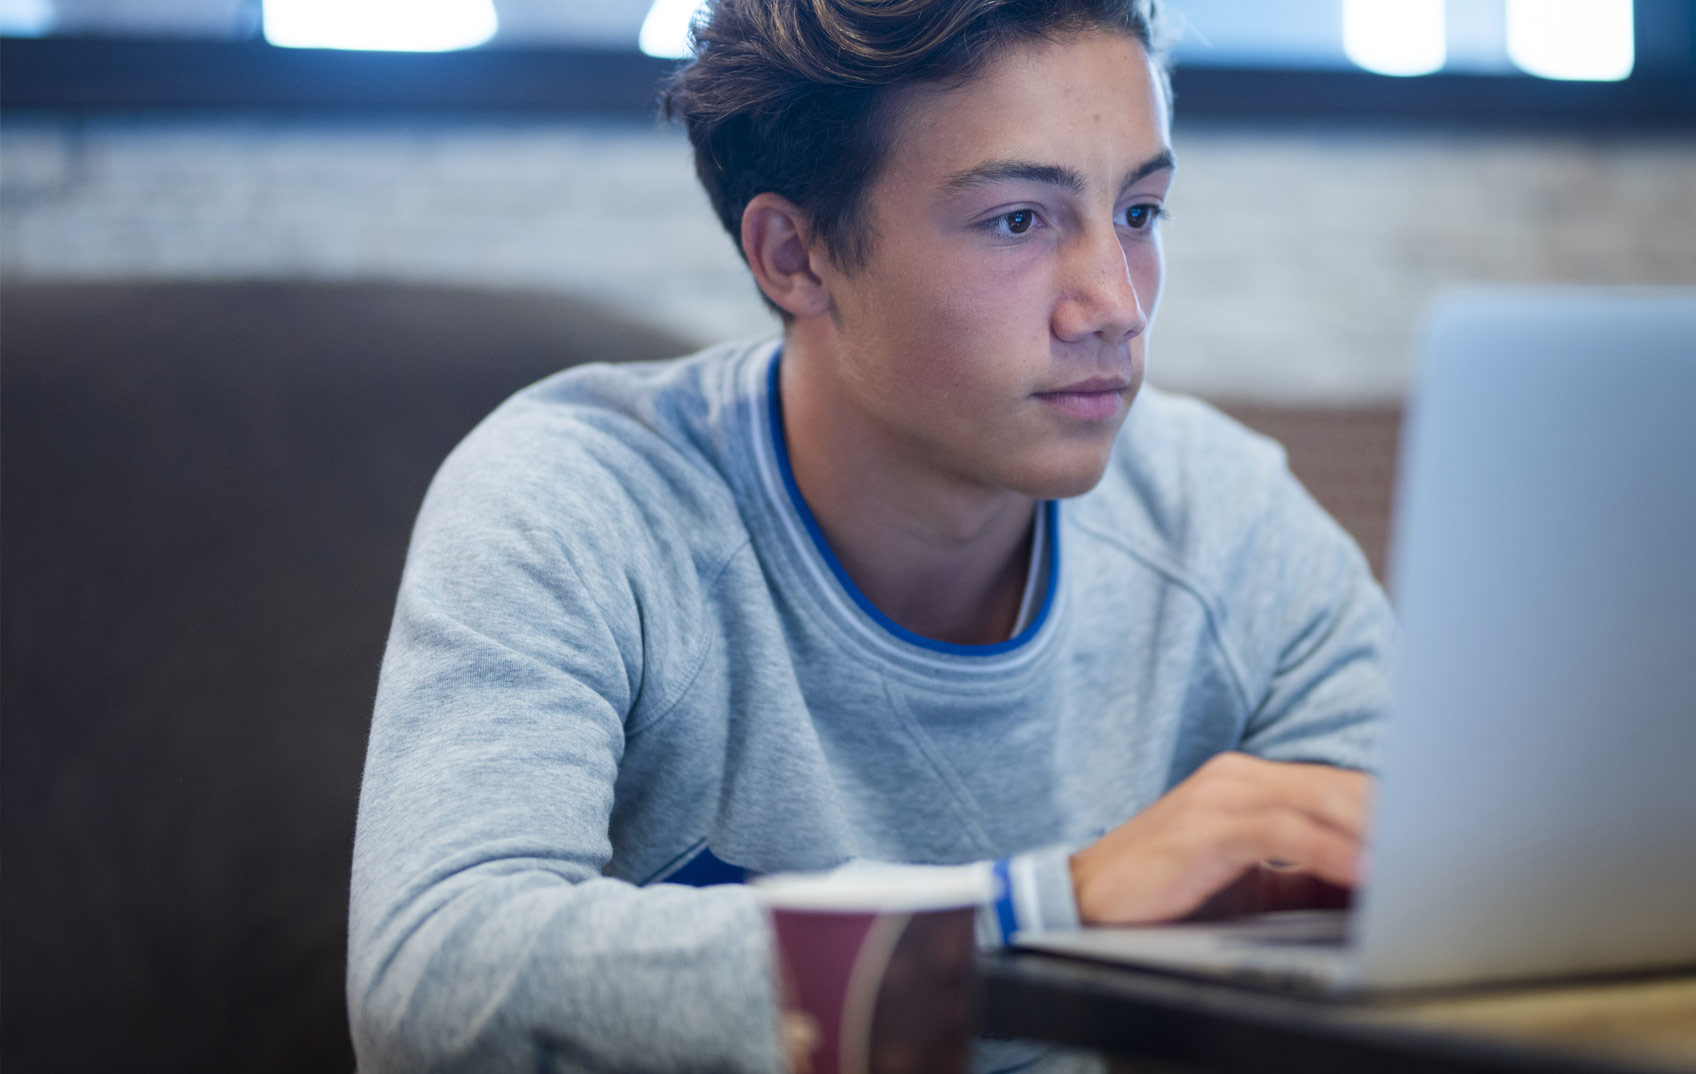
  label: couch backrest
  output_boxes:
[0,280,693,1074]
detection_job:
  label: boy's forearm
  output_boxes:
[348,871,787,1074]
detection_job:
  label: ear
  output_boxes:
[740,193,833,320]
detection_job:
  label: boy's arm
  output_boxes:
[1035,430,1394,930]
[1068,753,1371,924]
[982,757,1369,933]
[347,460,785,1074]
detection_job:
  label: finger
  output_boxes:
[1237,808,1364,889]
[1251,863,1354,911]
[1185,863,1352,920]
[1190,753,1370,837]
[1233,757,1373,841]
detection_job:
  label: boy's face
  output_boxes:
[814,30,1172,500]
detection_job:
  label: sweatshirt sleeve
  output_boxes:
[977,845,1081,945]
[346,434,786,1074]
[1230,441,1396,774]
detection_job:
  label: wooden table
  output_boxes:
[978,949,1696,1074]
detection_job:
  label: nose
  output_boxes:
[1051,225,1148,345]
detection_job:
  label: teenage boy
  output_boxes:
[347,1,1395,1071]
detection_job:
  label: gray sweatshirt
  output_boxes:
[347,337,1395,1073]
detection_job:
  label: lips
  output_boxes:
[1033,376,1131,421]
[1042,376,1131,395]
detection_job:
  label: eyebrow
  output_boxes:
[940,148,1176,199]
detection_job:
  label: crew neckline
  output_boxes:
[764,349,1059,658]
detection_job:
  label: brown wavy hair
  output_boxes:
[660,0,1165,284]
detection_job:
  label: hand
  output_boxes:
[1069,752,1371,925]
[781,1010,819,1074]
[1184,860,1354,921]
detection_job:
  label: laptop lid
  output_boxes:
[1352,288,1696,990]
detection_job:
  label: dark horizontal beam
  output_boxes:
[1168,65,1696,130]
[0,36,681,114]
[3,35,1694,129]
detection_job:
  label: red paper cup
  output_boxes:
[754,863,994,1074]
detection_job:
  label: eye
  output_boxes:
[1122,204,1164,230]
[993,209,1035,235]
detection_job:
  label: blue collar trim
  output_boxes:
[765,349,1058,658]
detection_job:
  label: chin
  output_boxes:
[1040,466,1113,501]
[1005,446,1116,500]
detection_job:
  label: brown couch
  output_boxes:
[0,280,692,1074]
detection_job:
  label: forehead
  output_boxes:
[878,30,1171,193]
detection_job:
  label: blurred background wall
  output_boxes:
[4,114,1694,400]
[3,3,1695,1073]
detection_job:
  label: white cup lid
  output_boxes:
[752,860,996,912]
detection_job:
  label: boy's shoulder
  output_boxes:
[1095,384,1290,511]
[455,335,768,474]
[1075,385,1318,583]
[484,336,763,460]
[419,338,774,573]
[1129,383,1287,461]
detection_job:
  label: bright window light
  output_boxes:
[1342,0,1446,77]
[0,0,54,36]
[263,0,498,52]
[1507,0,1634,81]
[639,0,707,60]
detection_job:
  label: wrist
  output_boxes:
[1068,846,1099,925]
[990,847,1084,941]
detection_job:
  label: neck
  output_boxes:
[778,336,1037,646]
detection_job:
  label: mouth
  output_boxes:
[1033,376,1132,421]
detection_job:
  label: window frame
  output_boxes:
[2,1,1692,128]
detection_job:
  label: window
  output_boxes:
[2,0,1691,123]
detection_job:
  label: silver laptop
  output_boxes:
[1018,288,1696,995]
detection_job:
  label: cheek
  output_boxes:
[927,261,1029,345]
[1126,238,1164,316]
[863,251,1046,396]
[931,245,1058,346]
[936,268,1051,405]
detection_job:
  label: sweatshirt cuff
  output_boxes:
[977,844,1080,947]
